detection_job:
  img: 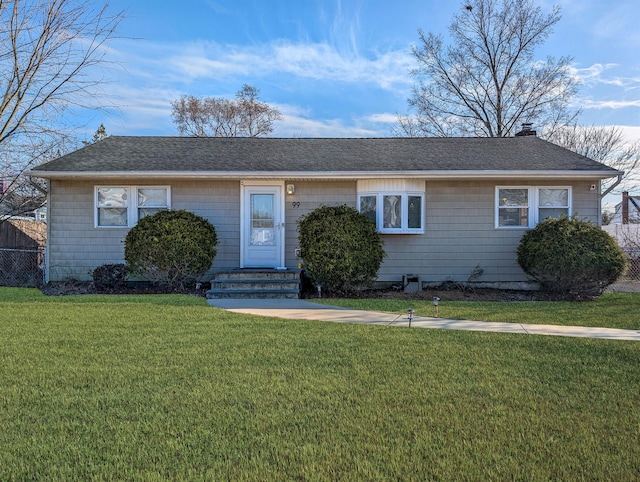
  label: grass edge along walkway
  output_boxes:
[312,291,640,331]
[208,298,640,341]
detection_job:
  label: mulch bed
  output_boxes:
[39,280,201,297]
[322,287,561,302]
[39,280,561,301]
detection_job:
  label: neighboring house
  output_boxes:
[28,135,620,289]
[0,183,47,219]
[609,192,640,225]
[603,192,640,252]
[34,206,47,222]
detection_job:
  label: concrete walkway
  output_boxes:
[207,298,640,341]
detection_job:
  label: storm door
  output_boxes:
[241,184,285,268]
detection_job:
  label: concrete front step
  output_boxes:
[211,279,300,291]
[207,289,300,299]
[214,269,300,280]
[207,269,301,299]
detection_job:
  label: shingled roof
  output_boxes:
[29,136,621,180]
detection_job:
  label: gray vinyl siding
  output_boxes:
[47,177,602,287]
[47,179,241,281]
[171,180,240,273]
[283,180,356,268]
[48,180,117,281]
[376,179,600,285]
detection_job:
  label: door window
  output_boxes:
[250,194,275,246]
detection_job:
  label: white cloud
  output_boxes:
[365,113,398,125]
[89,83,181,136]
[573,63,619,84]
[572,64,640,94]
[111,37,413,91]
[572,63,640,125]
[579,99,640,110]
[273,103,383,138]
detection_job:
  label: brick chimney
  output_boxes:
[622,191,629,225]
[515,123,536,137]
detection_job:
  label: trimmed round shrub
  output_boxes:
[517,216,627,298]
[124,210,217,289]
[298,204,386,295]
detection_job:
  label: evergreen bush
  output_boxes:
[517,216,627,298]
[124,210,217,290]
[298,205,385,295]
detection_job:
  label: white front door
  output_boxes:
[241,184,285,268]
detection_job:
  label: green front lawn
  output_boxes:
[317,291,640,330]
[0,288,638,480]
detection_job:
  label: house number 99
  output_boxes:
[291,202,300,208]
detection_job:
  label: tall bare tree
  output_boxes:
[0,0,123,217]
[171,84,283,137]
[542,125,640,195]
[395,0,578,137]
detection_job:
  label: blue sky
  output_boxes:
[87,0,639,144]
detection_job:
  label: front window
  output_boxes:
[496,186,571,228]
[359,192,424,234]
[408,196,422,229]
[497,188,529,228]
[360,195,377,225]
[383,195,402,229]
[538,188,569,221]
[97,187,129,227]
[96,186,170,227]
[137,187,170,220]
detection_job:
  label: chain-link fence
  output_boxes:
[609,249,640,292]
[0,247,45,287]
[624,250,640,279]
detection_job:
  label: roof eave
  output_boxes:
[27,169,623,181]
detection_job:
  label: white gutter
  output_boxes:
[28,169,622,181]
[601,172,624,198]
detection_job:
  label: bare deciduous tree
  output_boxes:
[171,84,283,137]
[0,0,124,217]
[542,125,640,195]
[395,0,579,137]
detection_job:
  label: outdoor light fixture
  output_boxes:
[407,308,415,327]
[287,184,295,195]
[388,307,416,327]
[432,297,440,317]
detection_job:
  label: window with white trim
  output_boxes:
[357,180,425,234]
[496,186,571,228]
[95,186,171,227]
[538,188,570,221]
[358,192,424,233]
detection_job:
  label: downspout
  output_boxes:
[44,179,50,284]
[601,173,623,199]
[599,174,623,226]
